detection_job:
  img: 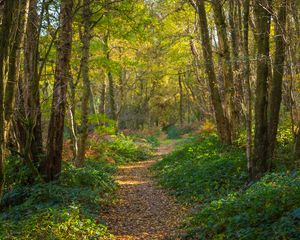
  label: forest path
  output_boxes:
[102,140,186,240]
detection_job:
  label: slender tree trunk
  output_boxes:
[193,0,231,145]
[178,72,183,126]
[294,121,300,166]
[104,34,117,121]
[77,0,91,167]
[99,81,106,114]
[229,0,243,113]
[242,0,253,179]
[0,0,16,199]
[267,0,287,164]
[41,0,73,181]
[23,0,43,165]
[211,0,237,134]
[252,0,272,180]
[4,0,28,142]
[68,79,78,160]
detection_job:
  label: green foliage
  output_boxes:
[0,207,111,240]
[153,134,247,203]
[105,134,154,163]
[0,158,117,239]
[154,133,300,239]
[185,172,300,240]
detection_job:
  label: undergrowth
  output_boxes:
[0,157,116,239]
[96,133,155,164]
[0,131,155,239]
[154,133,300,239]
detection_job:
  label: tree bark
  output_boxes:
[41,0,73,181]
[211,0,237,134]
[4,0,28,142]
[0,0,16,199]
[178,72,183,126]
[104,33,117,121]
[23,0,44,165]
[252,0,272,180]
[193,0,232,145]
[77,0,91,167]
[242,0,253,179]
[267,0,287,164]
[99,81,106,114]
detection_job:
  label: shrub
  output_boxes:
[105,134,154,163]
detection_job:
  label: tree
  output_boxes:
[191,0,231,144]
[77,0,92,167]
[0,0,17,198]
[22,0,44,165]
[41,0,73,181]
[211,0,237,134]
[242,0,253,178]
[252,0,272,180]
[267,0,287,162]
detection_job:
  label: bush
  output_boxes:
[185,172,300,240]
[105,134,154,163]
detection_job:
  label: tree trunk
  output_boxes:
[104,34,117,121]
[4,0,28,142]
[23,0,43,165]
[267,0,287,164]
[211,0,237,134]
[41,0,73,181]
[252,0,272,180]
[242,0,253,179]
[0,0,16,199]
[77,0,91,167]
[294,121,300,165]
[193,0,231,145]
[178,72,183,126]
[99,81,106,114]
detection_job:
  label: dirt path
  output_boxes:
[102,141,185,240]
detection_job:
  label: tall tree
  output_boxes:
[211,0,237,133]
[242,0,253,178]
[267,0,287,162]
[22,0,44,164]
[0,0,16,198]
[190,0,232,144]
[77,0,92,167]
[252,0,272,180]
[41,0,73,181]
[104,33,117,121]
[4,0,28,141]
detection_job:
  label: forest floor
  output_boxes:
[102,139,187,240]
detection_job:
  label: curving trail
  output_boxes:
[102,141,186,240]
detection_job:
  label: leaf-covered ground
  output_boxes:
[102,141,187,239]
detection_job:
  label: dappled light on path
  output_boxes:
[102,143,185,240]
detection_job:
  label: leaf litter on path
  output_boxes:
[102,141,186,240]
